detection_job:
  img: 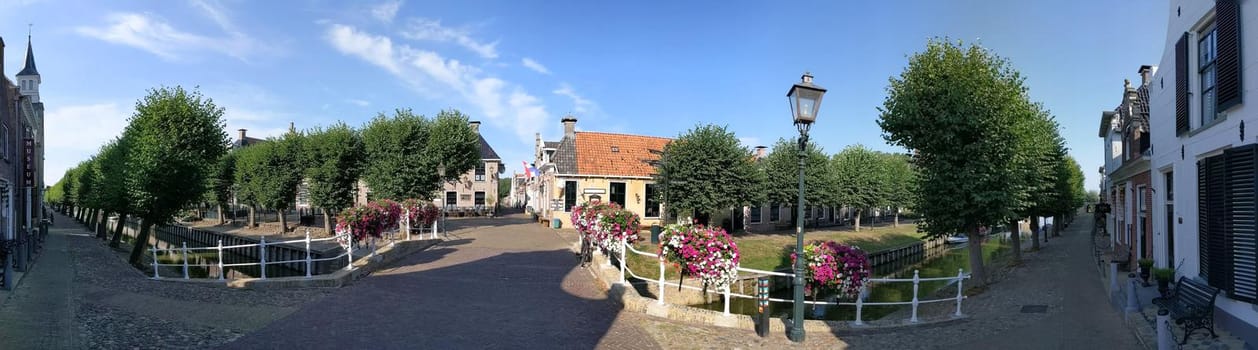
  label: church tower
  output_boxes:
[16,35,39,103]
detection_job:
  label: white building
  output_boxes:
[1147,0,1257,342]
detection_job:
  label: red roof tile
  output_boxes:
[574,132,671,177]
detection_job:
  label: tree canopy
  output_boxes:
[362,109,480,201]
[760,138,835,208]
[654,124,763,219]
[303,122,364,232]
[831,144,886,229]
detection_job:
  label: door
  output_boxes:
[1137,185,1146,259]
[1165,171,1175,267]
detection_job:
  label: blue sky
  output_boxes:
[2,0,1166,191]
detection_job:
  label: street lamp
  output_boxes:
[787,71,826,343]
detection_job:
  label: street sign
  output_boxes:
[23,138,33,187]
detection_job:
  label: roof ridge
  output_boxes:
[576,131,673,140]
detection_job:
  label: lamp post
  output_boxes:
[787,72,826,343]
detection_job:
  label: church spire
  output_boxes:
[17,34,38,77]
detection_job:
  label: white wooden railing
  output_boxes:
[616,239,971,324]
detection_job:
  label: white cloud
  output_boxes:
[346,99,371,107]
[324,24,549,146]
[370,0,403,23]
[43,103,129,184]
[553,83,595,114]
[399,18,498,59]
[75,10,265,61]
[521,58,550,75]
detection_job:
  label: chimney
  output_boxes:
[469,120,481,134]
[1138,65,1154,86]
[561,116,577,139]
[755,145,767,159]
[238,129,247,142]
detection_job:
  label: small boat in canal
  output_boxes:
[945,234,969,244]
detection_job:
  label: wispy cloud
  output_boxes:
[44,103,128,183]
[324,23,548,146]
[553,83,595,114]
[75,7,267,62]
[399,18,498,59]
[346,98,371,107]
[521,58,551,75]
[370,0,403,23]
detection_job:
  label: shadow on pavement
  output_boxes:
[223,248,628,349]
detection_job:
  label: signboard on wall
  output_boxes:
[550,199,563,211]
[22,138,33,187]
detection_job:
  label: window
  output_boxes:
[564,181,577,211]
[749,206,762,223]
[770,204,781,222]
[0,124,7,160]
[610,182,626,206]
[445,191,457,207]
[1200,27,1218,126]
[1197,145,1258,302]
[475,162,486,181]
[644,184,660,218]
[474,191,485,206]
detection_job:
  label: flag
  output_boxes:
[522,161,532,178]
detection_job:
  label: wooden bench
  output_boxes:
[1152,277,1221,344]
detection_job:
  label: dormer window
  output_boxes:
[611,146,620,153]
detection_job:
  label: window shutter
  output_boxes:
[1176,33,1190,135]
[1199,159,1211,281]
[1225,144,1258,302]
[1200,154,1230,288]
[1216,0,1243,111]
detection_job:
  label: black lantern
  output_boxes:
[787,72,827,128]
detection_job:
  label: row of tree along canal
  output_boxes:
[695,233,1019,321]
[112,218,347,279]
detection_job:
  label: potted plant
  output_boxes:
[1137,258,1154,284]
[1153,267,1174,297]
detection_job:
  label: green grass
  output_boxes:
[623,224,925,281]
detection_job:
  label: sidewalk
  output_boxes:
[0,213,83,349]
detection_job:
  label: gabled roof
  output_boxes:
[232,137,268,149]
[478,134,500,160]
[543,141,560,149]
[17,38,38,77]
[555,137,577,174]
[574,132,670,177]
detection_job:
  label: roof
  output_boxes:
[232,137,268,149]
[17,38,38,76]
[555,137,578,174]
[1099,110,1117,138]
[478,134,500,160]
[573,132,670,177]
[543,141,560,149]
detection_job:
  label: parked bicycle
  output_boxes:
[577,235,594,267]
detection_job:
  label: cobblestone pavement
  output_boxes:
[0,211,334,350]
[226,215,660,349]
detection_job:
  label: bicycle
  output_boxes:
[577,235,594,267]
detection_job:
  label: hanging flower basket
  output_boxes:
[570,201,642,255]
[790,240,871,299]
[658,224,740,290]
[400,199,441,228]
[334,199,402,244]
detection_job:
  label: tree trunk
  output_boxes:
[95,210,109,239]
[109,213,127,248]
[967,226,987,286]
[248,205,256,228]
[1053,215,1062,237]
[854,210,862,231]
[322,208,333,234]
[1008,220,1021,263]
[278,207,289,233]
[88,209,98,234]
[893,209,900,227]
[1030,216,1041,250]
[217,205,225,225]
[128,221,153,266]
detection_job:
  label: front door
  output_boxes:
[1165,171,1175,267]
[1137,185,1146,259]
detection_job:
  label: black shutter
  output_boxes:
[1176,33,1190,135]
[1200,158,1213,281]
[1200,154,1230,287]
[1216,0,1243,111]
[1226,145,1258,302]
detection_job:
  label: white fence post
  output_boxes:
[910,269,920,323]
[854,284,866,325]
[182,242,190,279]
[260,236,268,279]
[954,268,965,317]
[619,238,626,285]
[305,229,312,278]
[217,239,224,281]
[151,246,159,278]
[723,285,731,316]
[345,235,355,271]
[658,256,666,305]
[370,236,377,259]
[1157,308,1172,350]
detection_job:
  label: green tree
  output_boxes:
[878,39,1032,285]
[234,143,267,227]
[123,86,229,265]
[73,158,102,234]
[209,152,236,225]
[879,152,916,227]
[256,130,305,232]
[498,177,511,202]
[425,110,482,190]
[1004,104,1064,258]
[831,144,886,231]
[95,137,135,248]
[654,124,762,224]
[362,109,479,201]
[302,122,364,233]
[760,138,834,225]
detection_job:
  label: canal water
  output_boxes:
[116,223,310,279]
[693,233,1021,321]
